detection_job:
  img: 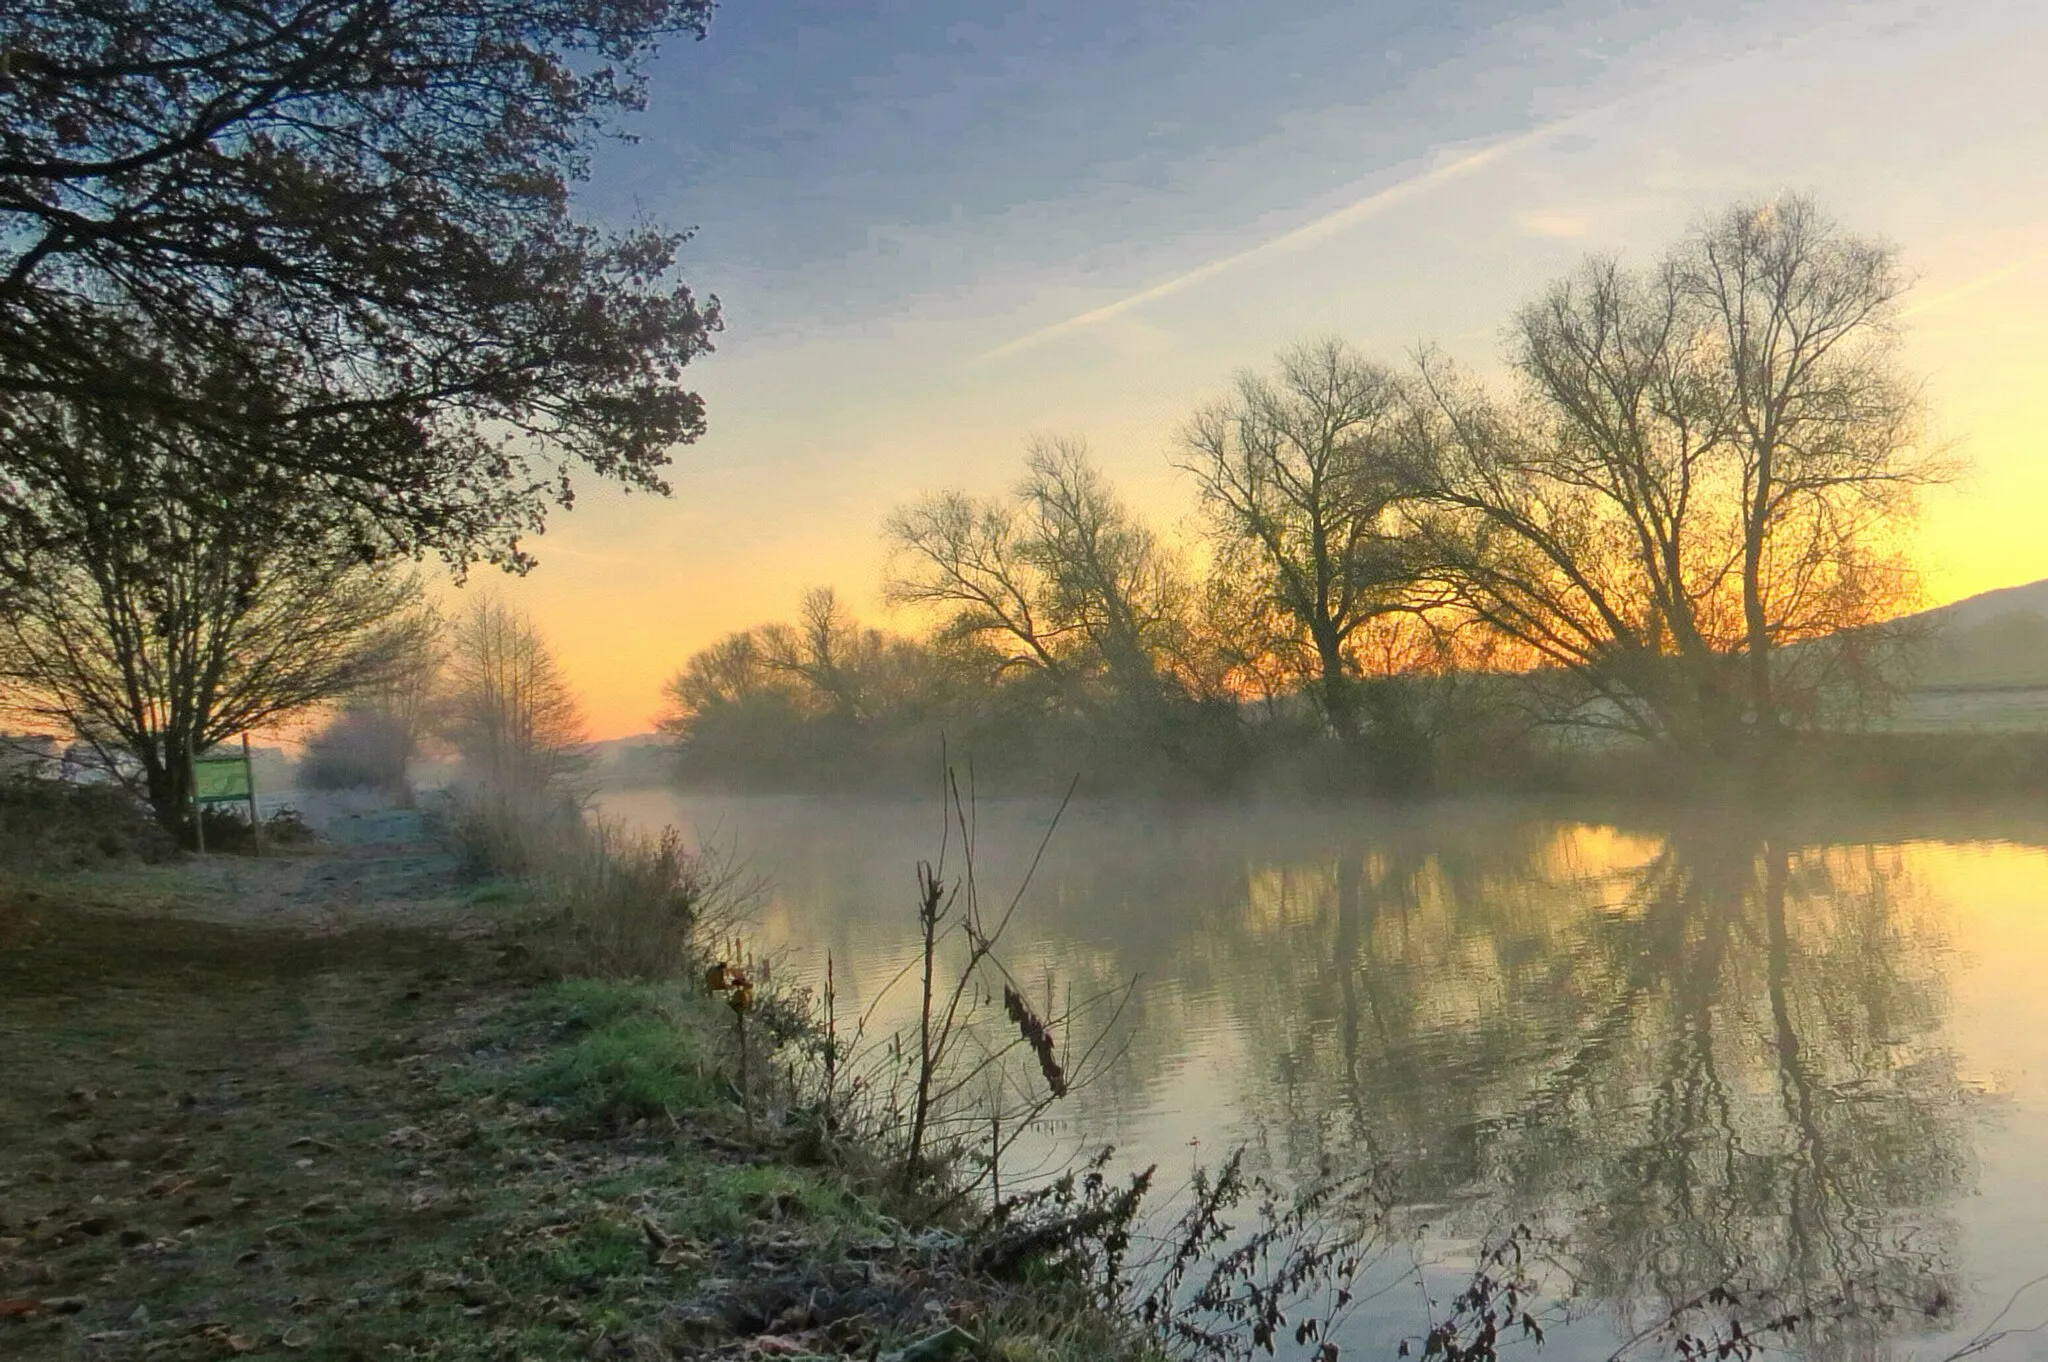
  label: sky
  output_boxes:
[472,0,2048,738]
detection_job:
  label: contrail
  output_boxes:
[1901,245,2048,319]
[972,118,1572,365]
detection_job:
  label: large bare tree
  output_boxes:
[1177,338,1414,747]
[1396,195,1941,756]
[1679,197,1935,736]
[883,436,1195,714]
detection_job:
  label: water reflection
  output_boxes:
[1214,827,1970,1358]
[597,792,2021,1358]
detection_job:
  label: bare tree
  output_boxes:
[0,403,428,838]
[1018,436,1196,709]
[662,631,773,723]
[1177,339,1414,746]
[1396,195,1943,756]
[884,437,1195,713]
[756,587,886,722]
[1678,196,1940,737]
[884,489,1074,687]
[440,595,590,795]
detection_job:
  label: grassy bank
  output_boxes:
[0,793,1185,1361]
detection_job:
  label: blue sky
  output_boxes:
[487,0,2048,734]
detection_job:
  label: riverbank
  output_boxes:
[0,843,1152,1361]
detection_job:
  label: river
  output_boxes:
[595,787,2048,1361]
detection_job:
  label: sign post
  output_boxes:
[187,731,205,854]
[193,739,261,856]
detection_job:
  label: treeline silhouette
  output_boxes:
[659,196,1962,798]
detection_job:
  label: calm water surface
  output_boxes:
[597,789,2048,1361]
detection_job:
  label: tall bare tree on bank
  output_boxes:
[1177,339,1415,749]
[1679,197,1935,738]
[1396,195,1942,757]
[0,400,429,838]
[441,596,590,796]
[0,0,720,570]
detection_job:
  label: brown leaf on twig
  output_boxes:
[1002,986,1068,1098]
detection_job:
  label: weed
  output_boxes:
[806,768,1134,1199]
[975,1146,1405,1362]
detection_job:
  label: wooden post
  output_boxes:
[243,732,263,857]
[187,731,206,855]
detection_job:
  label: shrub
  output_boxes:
[0,773,175,870]
[544,821,757,981]
[298,706,417,796]
[439,781,587,878]
[442,781,757,982]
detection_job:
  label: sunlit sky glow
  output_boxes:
[471,0,2048,738]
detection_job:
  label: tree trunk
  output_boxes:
[1312,624,1362,750]
[139,736,196,844]
[1743,473,1779,751]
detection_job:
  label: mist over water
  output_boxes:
[596,787,2048,1359]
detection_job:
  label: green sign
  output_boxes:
[194,754,253,803]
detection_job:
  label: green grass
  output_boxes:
[520,1010,723,1129]
[463,878,527,906]
[500,979,729,1131]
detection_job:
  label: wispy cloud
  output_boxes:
[972,117,1577,364]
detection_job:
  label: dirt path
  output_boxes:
[0,846,527,1359]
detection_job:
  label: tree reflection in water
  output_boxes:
[599,792,2006,1358]
[1215,821,1971,1360]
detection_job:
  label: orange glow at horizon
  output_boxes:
[490,238,2048,742]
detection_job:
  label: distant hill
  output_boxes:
[1902,578,2048,690]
